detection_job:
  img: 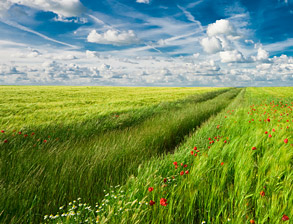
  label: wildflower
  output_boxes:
[265,131,268,134]
[44,140,47,143]
[173,161,178,166]
[148,187,154,192]
[224,140,227,143]
[191,151,194,155]
[193,146,197,150]
[184,164,187,168]
[31,132,35,136]
[149,200,155,206]
[194,153,197,157]
[1,130,4,133]
[181,163,183,166]
[252,147,257,150]
[268,134,272,138]
[208,137,211,140]
[267,118,270,122]
[160,198,168,206]
[4,139,8,143]
[185,170,189,174]
[282,215,289,221]
[180,171,184,176]
[260,191,265,197]
[250,220,255,224]
[18,131,22,135]
[163,178,167,183]
[284,139,288,144]
[221,162,224,166]
[272,128,275,132]
[24,134,28,138]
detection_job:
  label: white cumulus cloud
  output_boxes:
[220,50,244,63]
[200,36,223,54]
[207,19,236,37]
[87,29,139,46]
[136,0,150,4]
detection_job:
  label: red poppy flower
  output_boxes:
[267,118,270,122]
[252,147,257,150]
[268,134,272,138]
[272,129,275,132]
[191,151,194,155]
[250,220,255,224]
[163,178,167,183]
[173,161,178,166]
[24,134,28,138]
[44,140,47,143]
[193,146,197,150]
[160,198,168,206]
[260,190,265,197]
[185,170,189,174]
[224,140,227,143]
[184,164,187,168]
[148,187,153,192]
[180,171,184,176]
[208,137,211,140]
[265,131,268,134]
[196,150,200,152]
[221,162,224,166]
[175,165,178,169]
[1,130,4,133]
[282,215,289,221]
[284,139,288,144]
[18,131,22,135]
[181,163,183,166]
[31,132,35,136]
[4,139,8,143]
[194,153,197,157]
[149,200,155,206]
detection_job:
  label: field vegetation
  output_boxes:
[1,87,292,224]
[0,86,236,223]
[41,87,292,224]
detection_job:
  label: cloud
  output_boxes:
[201,36,223,54]
[2,0,85,17]
[251,47,269,61]
[136,0,150,4]
[87,29,140,46]
[1,19,77,48]
[53,15,88,24]
[207,19,236,37]
[219,50,244,63]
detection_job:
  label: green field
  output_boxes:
[0,87,292,224]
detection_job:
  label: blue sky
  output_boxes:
[0,0,292,86]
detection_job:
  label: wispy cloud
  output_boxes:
[0,19,77,48]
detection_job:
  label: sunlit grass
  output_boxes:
[0,87,237,223]
[43,87,292,224]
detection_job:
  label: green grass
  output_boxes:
[0,87,237,223]
[43,87,292,224]
[0,86,222,129]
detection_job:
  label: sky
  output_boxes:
[0,0,292,87]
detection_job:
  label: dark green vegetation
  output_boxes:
[0,87,240,223]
